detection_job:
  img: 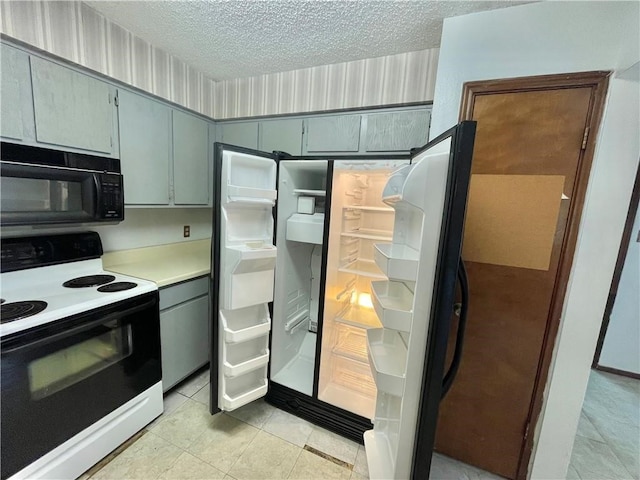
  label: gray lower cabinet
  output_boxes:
[118,90,171,205]
[219,122,259,149]
[0,44,32,141]
[173,111,210,205]
[259,118,303,155]
[30,56,117,156]
[159,276,209,392]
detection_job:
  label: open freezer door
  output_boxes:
[210,144,278,413]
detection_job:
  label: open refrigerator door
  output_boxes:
[214,147,278,411]
[364,122,476,479]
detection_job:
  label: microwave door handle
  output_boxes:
[93,173,102,218]
[1,298,157,355]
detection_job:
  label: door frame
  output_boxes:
[592,162,640,379]
[458,71,610,480]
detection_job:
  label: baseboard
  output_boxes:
[594,364,640,380]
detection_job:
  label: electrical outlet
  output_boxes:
[183,225,190,238]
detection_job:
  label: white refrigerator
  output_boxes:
[209,121,477,479]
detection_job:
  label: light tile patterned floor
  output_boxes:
[80,368,639,480]
[569,370,640,480]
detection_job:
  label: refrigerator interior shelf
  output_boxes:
[286,213,324,244]
[341,230,393,242]
[371,281,414,332]
[363,430,395,480]
[366,328,407,395]
[374,244,419,282]
[332,324,369,364]
[221,304,271,344]
[293,188,326,196]
[343,205,394,213]
[227,185,277,204]
[338,259,387,279]
[224,351,269,378]
[336,305,381,329]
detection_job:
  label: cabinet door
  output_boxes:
[305,115,361,152]
[160,295,210,392]
[220,122,259,149]
[259,119,303,155]
[364,110,430,152]
[118,90,171,205]
[30,57,115,154]
[0,44,32,141]
[173,110,209,205]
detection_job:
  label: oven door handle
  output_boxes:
[1,298,157,354]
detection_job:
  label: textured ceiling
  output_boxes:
[87,1,529,81]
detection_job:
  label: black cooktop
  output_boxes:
[63,275,116,288]
[1,301,48,323]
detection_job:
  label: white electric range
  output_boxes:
[0,232,163,480]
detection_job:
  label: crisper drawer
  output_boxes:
[160,276,209,310]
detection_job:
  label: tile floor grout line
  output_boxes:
[303,444,354,470]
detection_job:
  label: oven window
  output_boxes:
[0,177,83,213]
[27,323,133,400]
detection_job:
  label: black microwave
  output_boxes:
[0,143,124,226]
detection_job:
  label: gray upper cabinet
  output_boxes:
[118,90,171,205]
[1,44,32,141]
[219,122,259,149]
[30,56,116,155]
[305,115,361,152]
[259,118,303,155]
[173,110,209,205]
[364,110,430,152]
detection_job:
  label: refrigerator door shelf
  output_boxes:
[381,165,412,206]
[226,185,277,205]
[363,430,395,480]
[343,205,394,213]
[224,245,277,310]
[220,305,271,344]
[366,328,407,395]
[371,281,414,332]
[374,243,420,282]
[286,213,324,244]
[222,374,268,411]
[224,351,270,378]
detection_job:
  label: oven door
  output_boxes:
[0,291,161,480]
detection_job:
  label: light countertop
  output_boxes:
[103,239,211,288]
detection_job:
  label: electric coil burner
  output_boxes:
[63,275,116,288]
[97,282,138,293]
[1,300,48,323]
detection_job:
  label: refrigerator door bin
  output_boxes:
[221,304,271,343]
[227,185,277,204]
[222,336,269,375]
[366,328,407,395]
[374,243,419,282]
[286,213,324,244]
[363,431,395,480]
[381,165,412,206]
[221,367,268,411]
[224,351,269,377]
[225,151,277,192]
[224,245,276,310]
[371,281,414,332]
[293,189,326,197]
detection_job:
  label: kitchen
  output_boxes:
[3,0,631,480]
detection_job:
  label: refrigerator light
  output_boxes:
[357,292,374,309]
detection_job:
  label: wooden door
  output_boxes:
[434,72,609,479]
